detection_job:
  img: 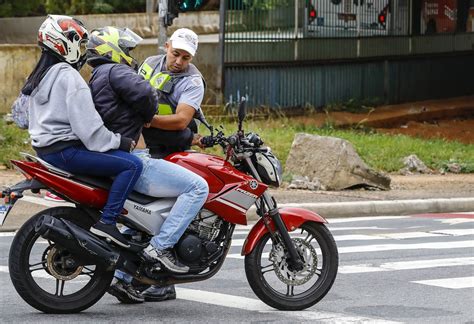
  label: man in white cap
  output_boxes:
[109,28,207,304]
[140,27,205,158]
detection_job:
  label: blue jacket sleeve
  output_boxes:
[109,65,158,123]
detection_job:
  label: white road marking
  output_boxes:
[339,257,474,274]
[337,240,474,254]
[233,230,252,235]
[176,288,400,323]
[438,218,474,225]
[328,226,390,231]
[230,229,473,247]
[0,265,89,283]
[234,226,392,235]
[431,229,474,236]
[412,277,474,289]
[227,240,474,259]
[328,216,410,223]
[20,195,74,207]
[0,232,15,237]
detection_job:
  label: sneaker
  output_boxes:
[142,245,189,274]
[90,221,131,248]
[142,284,176,302]
[108,278,144,304]
[44,191,66,202]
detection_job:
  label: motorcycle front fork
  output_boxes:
[245,157,304,271]
[261,192,304,272]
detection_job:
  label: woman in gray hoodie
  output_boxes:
[24,15,142,248]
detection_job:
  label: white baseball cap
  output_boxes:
[169,28,198,56]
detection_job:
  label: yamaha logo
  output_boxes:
[249,180,258,190]
[134,205,151,215]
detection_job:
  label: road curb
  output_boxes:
[246,197,474,221]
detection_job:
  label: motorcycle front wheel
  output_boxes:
[245,221,338,310]
[9,207,114,313]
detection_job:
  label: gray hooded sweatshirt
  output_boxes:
[28,62,127,153]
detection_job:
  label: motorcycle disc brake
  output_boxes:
[46,246,83,280]
[269,238,318,286]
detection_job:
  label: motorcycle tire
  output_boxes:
[245,221,338,311]
[9,207,114,313]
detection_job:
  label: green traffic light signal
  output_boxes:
[179,0,207,12]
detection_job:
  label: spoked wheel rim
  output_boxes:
[255,223,332,301]
[24,230,107,300]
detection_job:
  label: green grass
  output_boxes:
[0,119,33,168]
[1,116,473,174]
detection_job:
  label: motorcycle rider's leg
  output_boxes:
[112,219,178,302]
[133,156,209,273]
[39,146,143,247]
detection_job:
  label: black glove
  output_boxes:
[200,136,215,148]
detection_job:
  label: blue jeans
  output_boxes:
[115,149,208,282]
[132,149,209,249]
[39,145,143,224]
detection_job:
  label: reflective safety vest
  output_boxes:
[138,55,205,118]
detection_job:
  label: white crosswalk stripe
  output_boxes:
[175,288,400,323]
[412,277,474,289]
[339,257,474,274]
[227,240,474,259]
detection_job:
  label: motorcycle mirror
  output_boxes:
[238,97,246,132]
[197,110,214,136]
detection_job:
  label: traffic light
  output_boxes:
[164,0,208,27]
[308,5,317,24]
[179,0,207,12]
[165,0,180,27]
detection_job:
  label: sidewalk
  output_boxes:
[267,174,474,219]
[2,171,474,232]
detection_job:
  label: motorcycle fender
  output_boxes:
[241,207,327,256]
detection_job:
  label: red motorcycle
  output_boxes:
[1,100,338,313]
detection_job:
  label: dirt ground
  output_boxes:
[375,119,473,144]
[291,96,474,145]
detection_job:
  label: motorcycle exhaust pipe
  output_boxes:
[35,215,120,271]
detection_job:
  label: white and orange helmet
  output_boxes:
[38,15,89,64]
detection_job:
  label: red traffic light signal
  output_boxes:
[309,5,317,24]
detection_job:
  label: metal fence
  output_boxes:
[223,0,474,108]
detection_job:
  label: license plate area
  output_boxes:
[0,203,13,226]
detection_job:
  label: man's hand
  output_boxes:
[150,104,196,130]
[144,123,151,128]
[192,133,205,149]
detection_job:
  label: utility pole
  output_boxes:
[158,0,168,55]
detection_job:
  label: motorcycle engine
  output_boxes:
[177,209,223,263]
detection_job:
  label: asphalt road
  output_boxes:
[0,213,473,323]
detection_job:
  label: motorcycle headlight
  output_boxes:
[253,148,283,187]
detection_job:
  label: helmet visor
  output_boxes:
[118,28,143,50]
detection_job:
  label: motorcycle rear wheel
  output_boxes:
[9,207,114,313]
[245,221,338,310]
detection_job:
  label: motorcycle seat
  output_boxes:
[20,153,157,205]
[72,174,157,205]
